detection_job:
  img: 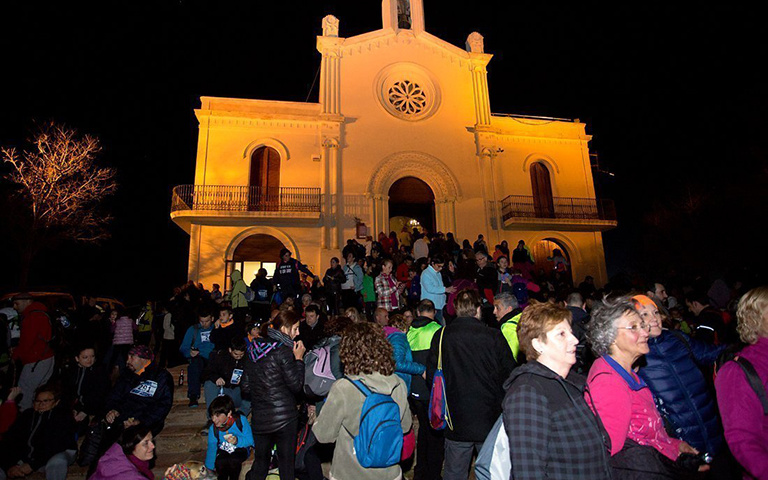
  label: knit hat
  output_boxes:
[631,294,657,310]
[128,345,155,362]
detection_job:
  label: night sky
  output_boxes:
[1,1,766,303]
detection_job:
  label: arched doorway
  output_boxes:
[249,146,281,211]
[388,177,435,235]
[225,234,285,290]
[530,162,554,218]
[531,238,572,283]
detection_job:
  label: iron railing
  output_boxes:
[171,185,322,213]
[501,195,616,222]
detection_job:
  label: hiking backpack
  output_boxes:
[304,345,337,397]
[344,377,403,468]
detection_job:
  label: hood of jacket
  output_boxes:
[411,315,437,329]
[348,371,404,395]
[503,359,585,392]
[230,270,242,283]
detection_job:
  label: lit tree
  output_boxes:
[1,122,117,287]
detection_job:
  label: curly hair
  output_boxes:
[588,294,637,356]
[339,322,395,376]
[388,313,411,332]
[736,286,768,345]
[517,301,572,361]
[325,315,354,337]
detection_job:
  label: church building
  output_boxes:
[171,0,616,290]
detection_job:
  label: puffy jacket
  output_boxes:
[245,329,304,434]
[89,443,150,480]
[637,329,726,454]
[384,326,425,393]
[105,362,174,434]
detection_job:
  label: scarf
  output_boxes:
[602,354,647,391]
[128,454,154,480]
[248,328,293,362]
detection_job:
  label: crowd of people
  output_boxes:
[0,228,766,480]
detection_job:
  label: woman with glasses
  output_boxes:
[586,294,707,479]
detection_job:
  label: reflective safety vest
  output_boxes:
[500,313,522,361]
[407,321,442,351]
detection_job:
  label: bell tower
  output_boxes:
[382,0,425,34]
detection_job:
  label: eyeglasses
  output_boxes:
[618,322,651,333]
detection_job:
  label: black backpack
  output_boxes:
[716,349,768,415]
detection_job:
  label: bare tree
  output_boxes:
[1,122,117,287]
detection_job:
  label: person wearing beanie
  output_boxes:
[103,345,173,437]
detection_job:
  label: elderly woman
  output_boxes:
[314,322,412,480]
[715,286,768,480]
[503,301,611,480]
[587,295,705,479]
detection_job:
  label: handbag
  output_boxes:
[427,328,452,430]
[77,420,109,466]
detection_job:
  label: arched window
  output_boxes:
[530,162,554,218]
[249,147,280,211]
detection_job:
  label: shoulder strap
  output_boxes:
[344,376,371,397]
[735,357,768,415]
[437,328,445,370]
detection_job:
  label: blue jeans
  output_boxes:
[203,381,251,416]
[187,356,208,400]
[0,449,76,480]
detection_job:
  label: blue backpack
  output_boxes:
[345,377,403,468]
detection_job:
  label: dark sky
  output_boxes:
[1,1,766,302]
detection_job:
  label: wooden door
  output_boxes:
[249,147,280,210]
[530,162,554,218]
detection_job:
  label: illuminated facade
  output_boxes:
[171,0,616,289]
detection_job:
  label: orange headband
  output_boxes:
[632,294,657,310]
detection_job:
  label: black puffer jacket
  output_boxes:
[61,362,110,416]
[0,405,77,471]
[246,328,304,434]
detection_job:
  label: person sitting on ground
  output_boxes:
[61,345,109,433]
[383,313,425,394]
[179,307,215,407]
[104,345,174,437]
[205,395,254,480]
[202,338,250,417]
[0,383,77,480]
[89,425,157,480]
[210,306,241,353]
[314,322,412,480]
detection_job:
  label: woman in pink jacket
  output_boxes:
[586,295,707,479]
[716,286,768,480]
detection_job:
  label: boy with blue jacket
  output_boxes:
[180,308,215,407]
[206,395,253,480]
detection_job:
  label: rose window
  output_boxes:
[387,80,427,115]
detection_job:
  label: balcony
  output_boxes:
[171,185,322,232]
[500,195,617,231]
